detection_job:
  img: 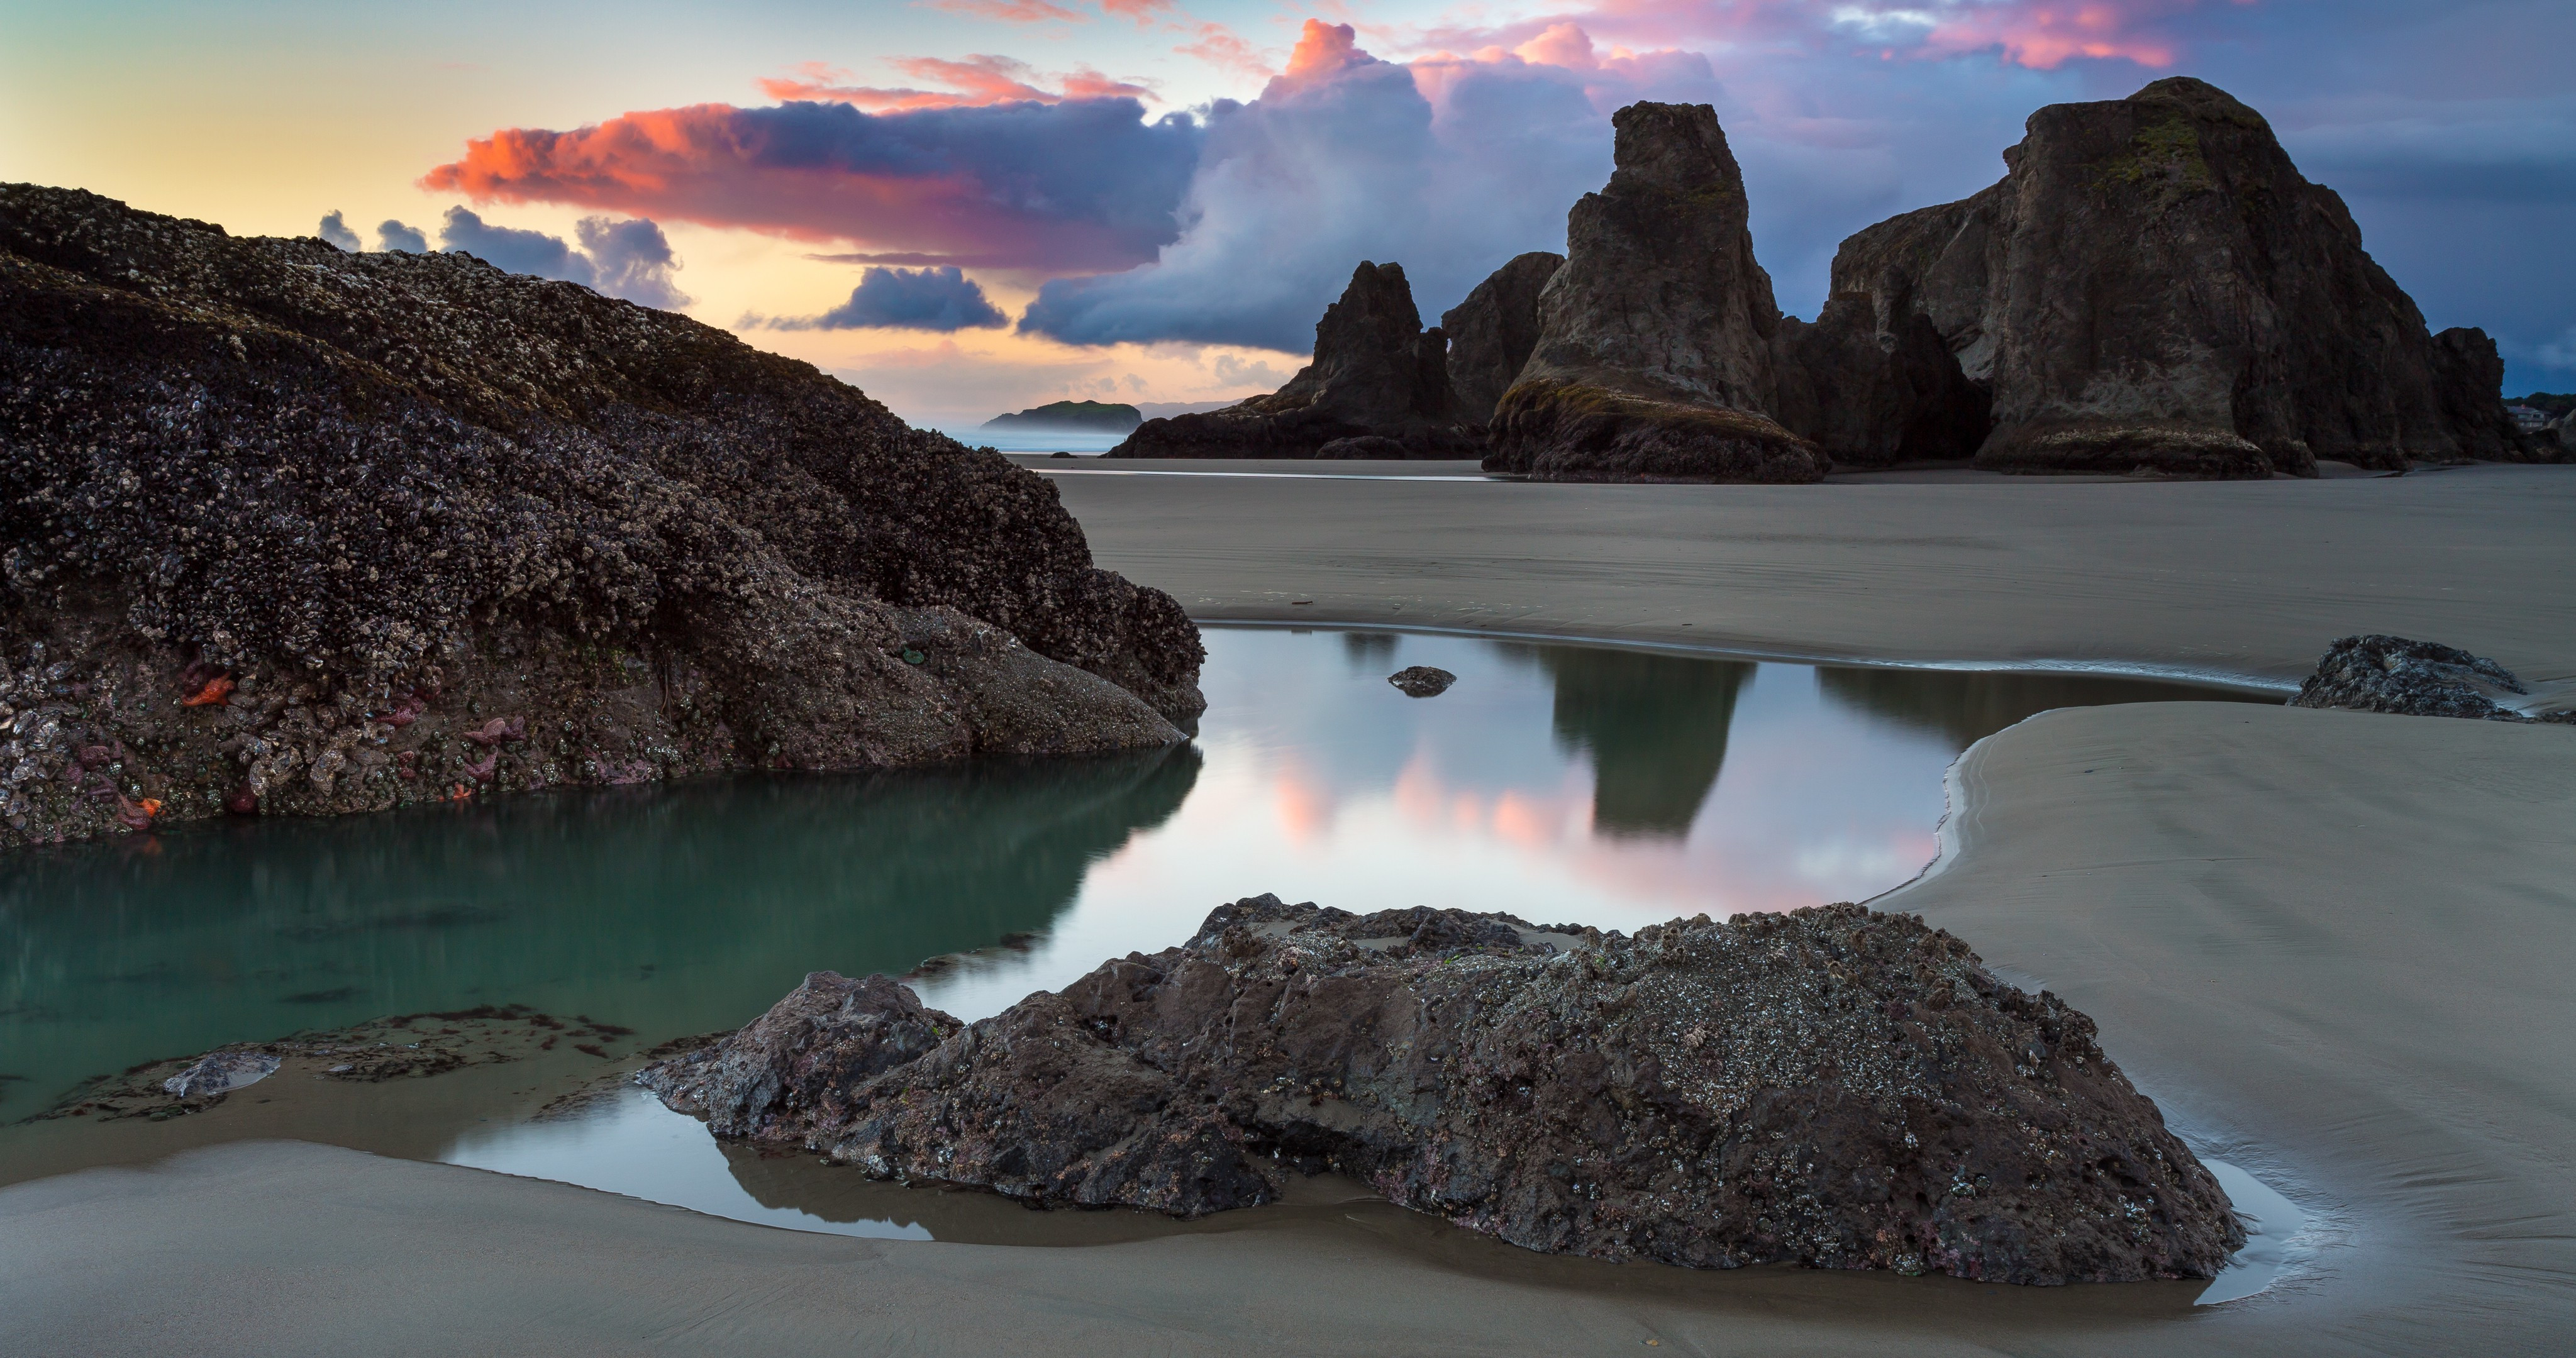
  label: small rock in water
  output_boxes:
[161,1051,281,1100]
[1388,666,1457,698]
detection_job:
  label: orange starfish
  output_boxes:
[182,675,235,707]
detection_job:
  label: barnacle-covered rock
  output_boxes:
[0,184,1206,846]
[648,895,2245,1284]
[2289,634,2571,724]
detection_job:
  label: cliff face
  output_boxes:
[1825,78,2540,475]
[1441,251,1562,426]
[1485,104,1827,483]
[0,184,1204,847]
[1111,262,1475,459]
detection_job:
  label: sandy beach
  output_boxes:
[6,466,2572,1354]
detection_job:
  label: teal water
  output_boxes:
[0,629,2267,1118]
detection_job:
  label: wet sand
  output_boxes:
[1038,460,2576,687]
[6,466,2573,1352]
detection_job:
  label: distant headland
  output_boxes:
[982,400,1142,433]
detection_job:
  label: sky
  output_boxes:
[4,0,2571,426]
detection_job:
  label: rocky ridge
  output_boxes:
[645,895,2245,1284]
[0,184,1204,846]
[1111,263,1475,460]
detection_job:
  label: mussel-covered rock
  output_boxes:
[647,895,2245,1284]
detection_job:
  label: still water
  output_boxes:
[0,628,2264,1120]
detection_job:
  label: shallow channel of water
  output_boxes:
[0,627,2265,1129]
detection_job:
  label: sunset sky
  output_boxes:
[5,0,2570,427]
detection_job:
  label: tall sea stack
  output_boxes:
[1484,104,1828,483]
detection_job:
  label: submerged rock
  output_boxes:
[0,184,1204,847]
[1387,666,1456,697]
[1487,104,1826,484]
[2290,635,2569,724]
[1441,251,1562,426]
[1824,78,2541,476]
[647,895,2245,1284]
[1112,263,1477,460]
[162,1051,280,1100]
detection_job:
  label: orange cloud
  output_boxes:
[1099,0,1177,25]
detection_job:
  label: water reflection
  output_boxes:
[2,627,2264,1124]
[1530,648,1752,838]
[0,747,1197,1116]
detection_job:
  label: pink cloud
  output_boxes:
[923,0,1084,22]
[1175,21,1275,81]
[759,56,1152,111]
[1099,0,1177,25]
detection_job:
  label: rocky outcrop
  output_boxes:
[1823,78,2531,476]
[1111,263,1476,460]
[647,894,2245,1284]
[1486,104,1826,483]
[0,184,1204,847]
[1771,296,1992,467]
[2290,635,2570,724]
[1441,251,1562,426]
[2429,329,2545,463]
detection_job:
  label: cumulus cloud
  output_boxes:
[1019,21,1718,351]
[318,211,362,251]
[377,219,428,253]
[763,265,1008,331]
[422,97,1203,273]
[434,207,691,308]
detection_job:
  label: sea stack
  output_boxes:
[1828,77,2537,475]
[0,184,1205,847]
[1111,262,1475,460]
[1440,251,1562,426]
[1485,103,1828,483]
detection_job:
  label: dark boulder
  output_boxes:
[1112,263,1477,460]
[1387,665,1455,697]
[0,184,1202,847]
[1489,104,1824,484]
[648,895,2246,1284]
[1823,79,2519,477]
[2290,635,2569,724]
[643,971,963,1139]
[1441,251,1563,426]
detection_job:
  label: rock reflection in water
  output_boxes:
[1524,647,1752,838]
[0,746,1198,1116]
[1816,667,2250,749]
